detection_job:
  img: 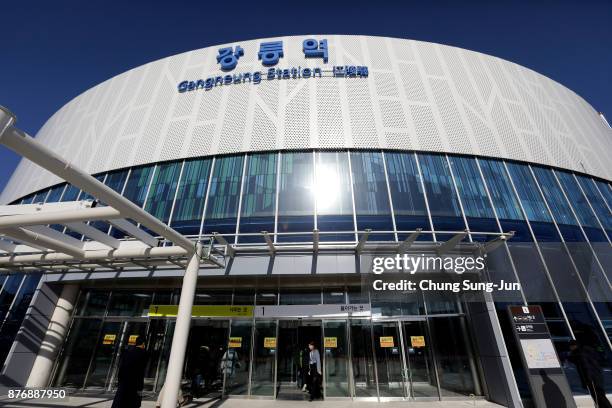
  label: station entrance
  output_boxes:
[276,320,322,400]
[52,287,485,402]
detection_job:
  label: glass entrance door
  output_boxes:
[183,320,229,399]
[276,320,322,400]
[401,320,438,398]
[372,322,406,399]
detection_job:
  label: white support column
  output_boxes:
[161,244,201,408]
[26,284,79,387]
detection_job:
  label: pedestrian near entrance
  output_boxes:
[568,340,612,408]
[112,336,148,408]
[307,341,322,401]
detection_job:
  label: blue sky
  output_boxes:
[1,0,610,192]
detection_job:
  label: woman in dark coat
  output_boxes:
[112,336,148,408]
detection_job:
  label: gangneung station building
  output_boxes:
[0,35,610,407]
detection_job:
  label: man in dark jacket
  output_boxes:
[112,336,148,408]
[568,340,611,408]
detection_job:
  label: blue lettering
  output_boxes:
[253,71,262,83]
[178,81,189,93]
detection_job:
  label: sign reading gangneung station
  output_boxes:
[178,38,368,93]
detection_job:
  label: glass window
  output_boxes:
[45,184,66,203]
[277,152,315,242]
[238,153,277,243]
[170,158,212,235]
[193,290,232,305]
[123,165,155,207]
[144,161,182,224]
[60,184,81,202]
[532,167,584,243]
[449,156,499,239]
[593,180,612,209]
[279,290,321,305]
[53,318,104,388]
[417,153,465,239]
[203,155,244,235]
[479,159,531,241]
[90,169,130,234]
[385,152,430,240]
[225,320,253,395]
[107,291,153,316]
[555,171,608,242]
[0,273,42,366]
[31,189,49,204]
[506,163,559,242]
[0,274,24,322]
[250,320,277,396]
[575,175,612,235]
[350,151,394,241]
[75,290,110,316]
[316,151,355,241]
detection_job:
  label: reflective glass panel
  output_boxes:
[123,165,155,207]
[238,153,277,243]
[144,161,182,223]
[203,155,244,235]
[170,158,212,235]
[449,156,499,239]
[45,184,66,203]
[479,159,531,241]
[225,320,253,395]
[323,320,349,397]
[350,151,394,240]
[316,151,354,241]
[385,152,430,240]
[555,171,608,242]
[250,320,277,396]
[417,153,465,239]
[575,175,612,236]
[277,152,315,242]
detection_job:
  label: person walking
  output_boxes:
[112,336,148,408]
[307,341,322,401]
[568,340,612,408]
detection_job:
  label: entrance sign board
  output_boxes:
[411,336,426,348]
[254,304,370,318]
[379,336,395,348]
[324,337,338,348]
[264,337,277,348]
[147,305,254,317]
[508,305,575,408]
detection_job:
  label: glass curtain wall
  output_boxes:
[238,153,277,243]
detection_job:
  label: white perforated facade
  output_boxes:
[2,35,611,204]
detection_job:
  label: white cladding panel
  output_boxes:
[2,35,611,203]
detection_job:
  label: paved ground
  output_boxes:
[0,394,606,407]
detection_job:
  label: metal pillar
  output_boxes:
[26,284,79,387]
[161,244,201,408]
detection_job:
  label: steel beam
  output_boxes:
[0,206,121,229]
[262,231,275,255]
[108,219,159,247]
[356,229,371,254]
[482,232,515,254]
[64,222,121,249]
[397,228,422,254]
[0,227,85,258]
[0,107,194,253]
[213,233,235,258]
[161,244,201,408]
[436,230,468,255]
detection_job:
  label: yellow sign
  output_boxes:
[379,336,395,348]
[324,337,337,348]
[148,305,253,318]
[411,336,426,348]
[128,335,139,346]
[229,337,242,348]
[103,334,116,345]
[264,337,277,348]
